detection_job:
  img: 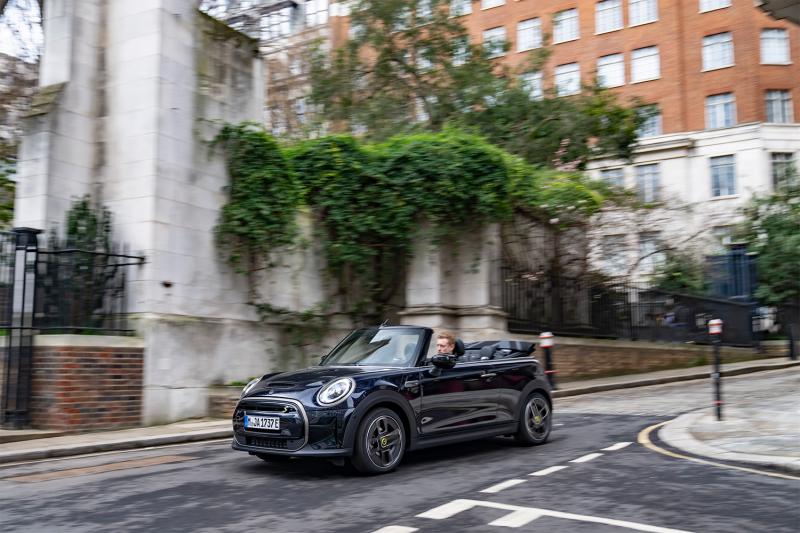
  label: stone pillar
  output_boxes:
[399,224,508,341]
[14,0,103,230]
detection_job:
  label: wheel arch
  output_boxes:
[342,390,417,450]
[513,379,553,421]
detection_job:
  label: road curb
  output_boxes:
[0,429,232,465]
[658,411,800,476]
[553,360,800,398]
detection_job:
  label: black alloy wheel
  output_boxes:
[351,407,406,475]
[515,392,552,445]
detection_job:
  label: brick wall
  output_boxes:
[29,339,144,432]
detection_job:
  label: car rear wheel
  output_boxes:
[350,407,406,475]
[515,392,551,445]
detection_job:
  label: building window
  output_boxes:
[483,27,507,58]
[699,0,730,12]
[631,46,660,82]
[553,9,580,43]
[771,152,797,189]
[453,37,469,66]
[416,0,433,22]
[596,0,623,34]
[603,235,628,275]
[520,71,544,100]
[294,97,307,125]
[639,233,664,274]
[702,32,734,70]
[597,53,625,88]
[710,155,736,197]
[261,6,293,40]
[517,18,542,51]
[765,90,793,123]
[451,0,472,16]
[761,29,790,64]
[636,164,660,202]
[417,47,434,71]
[601,168,625,187]
[482,0,505,9]
[705,93,736,129]
[555,63,581,96]
[637,105,662,137]
[629,0,658,26]
[305,0,328,27]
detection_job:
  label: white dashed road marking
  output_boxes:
[480,478,527,493]
[570,452,604,463]
[529,465,568,476]
[370,526,418,533]
[417,499,695,532]
[603,441,633,451]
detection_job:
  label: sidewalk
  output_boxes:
[0,357,798,465]
[658,366,800,475]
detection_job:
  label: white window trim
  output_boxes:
[481,0,506,10]
[760,29,792,65]
[631,47,660,83]
[483,27,508,58]
[597,53,625,88]
[628,0,659,27]
[553,9,580,44]
[517,18,542,52]
[701,33,735,72]
[698,0,731,13]
[595,0,624,35]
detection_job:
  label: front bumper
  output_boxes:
[232,396,353,457]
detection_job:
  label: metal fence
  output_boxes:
[501,266,759,346]
[1,228,144,427]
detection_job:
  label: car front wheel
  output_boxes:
[350,407,406,475]
[515,392,552,445]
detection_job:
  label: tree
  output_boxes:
[738,185,800,305]
[309,0,642,169]
[0,0,43,62]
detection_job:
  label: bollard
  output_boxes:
[709,318,723,421]
[539,332,557,390]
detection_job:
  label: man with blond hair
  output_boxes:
[435,330,456,354]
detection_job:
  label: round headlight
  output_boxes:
[316,377,355,406]
[241,377,261,398]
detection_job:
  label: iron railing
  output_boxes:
[501,267,760,346]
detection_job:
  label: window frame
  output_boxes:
[702,32,734,71]
[709,155,736,197]
[631,46,660,83]
[761,28,791,65]
[765,89,793,123]
[597,53,625,88]
[629,0,658,27]
[699,0,731,12]
[705,92,737,129]
[481,0,505,10]
[517,18,542,52]
[555,62,581,96]
[596,0,623,35]
[635,163,661,203]
[520,71,544,100]
[483,26,508,58]
[553,8,580,44]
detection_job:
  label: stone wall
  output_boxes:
[29,335,143,431]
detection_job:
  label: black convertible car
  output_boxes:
[232,325,552,474]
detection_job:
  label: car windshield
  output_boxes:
[321,328,425,367]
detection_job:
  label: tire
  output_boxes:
[349,407,406,475]
[515,392,552,445]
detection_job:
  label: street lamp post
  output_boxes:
[709,318,723,421]
[539,332,556,390]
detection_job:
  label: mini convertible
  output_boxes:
[232,325,552,474]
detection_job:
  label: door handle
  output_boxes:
[405,380,420,388]
[481,373,497,379]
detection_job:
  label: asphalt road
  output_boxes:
[1,370,798,533]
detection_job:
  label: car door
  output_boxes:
[418,360,498,437]
[491,357,540,424]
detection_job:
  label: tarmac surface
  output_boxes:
[1,357,798,473]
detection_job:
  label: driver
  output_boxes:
[436,331,456,354]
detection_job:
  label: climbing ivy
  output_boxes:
[214,123,614,321]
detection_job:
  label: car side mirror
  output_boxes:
[431,354,456,370]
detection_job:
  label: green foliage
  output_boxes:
[0,144,16,229]
[737,186,800,305]
[310,0,504,140]
[653,251,706,294]
[212,123,302,268]
[60,195,112,251]
[309,0,641,168]
[215,124,622,321]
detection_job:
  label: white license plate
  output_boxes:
[245,415,280,431]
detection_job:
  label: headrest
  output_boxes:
[480,345,495,360]
[454,339,465,356]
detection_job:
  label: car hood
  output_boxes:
[246,365,400,395]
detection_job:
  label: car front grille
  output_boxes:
[247,436,289,449]
[234,397,308,452]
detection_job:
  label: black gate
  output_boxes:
[501,266,758,347]
[1,228,144,427]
